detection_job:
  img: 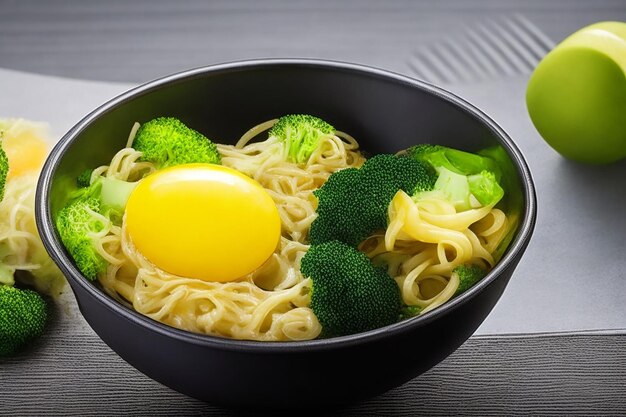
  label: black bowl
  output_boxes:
[36,59,536,409]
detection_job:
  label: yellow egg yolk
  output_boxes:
[1,125,48,179]
[125,164,281,282]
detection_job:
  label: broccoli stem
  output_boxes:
[100,177,138,213]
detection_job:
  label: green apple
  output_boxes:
[526,21,626,164]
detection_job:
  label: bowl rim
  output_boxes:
[35,58,537,353]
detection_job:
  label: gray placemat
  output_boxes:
[2,67,625,336]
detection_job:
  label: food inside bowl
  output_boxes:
[55,115,519,341]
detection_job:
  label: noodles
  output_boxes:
[95,120,364,341]
[0,119,65,295]
[361,189,509,314]
[91,118,513,341]
[0,174,65,295]
[218,121,365,242]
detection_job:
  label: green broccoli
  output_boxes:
[310,154,436,247]
[399,304,422,320]
[58,173,138,280]
[268,114,335,164]
[0,142,8,201]
[300,240,401,337]
[408,144,505,210]
[56,171,138,281]
[56,196,107,281]
[409,144,519,206]
[76,168,93,187]
[478,145,521,207]
[407,144,500,178]
[453,264,487,296]
[467,170,504,206]
[133,117,221,168]
[0,285,48,356]
[99,176,138,217]
[414,166,504,211]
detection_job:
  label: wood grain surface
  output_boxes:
[2,0,626,415]
[3,297,626,416]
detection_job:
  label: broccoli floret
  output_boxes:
[268,114,335,164]
[415,166,504,210]
[133,117,221,168]
[453,264,487,296]
[478,145,520,205]
[0,142,8,201]
[76,168,93,187]
[310,154,436,247]
[0,285,48,356]
[301,241,401,337]
[408,144,504,210]
[399,304,422,320]
[56,196,107,281]
[58,173,138,280]
[99,176,138,217]
[468,170,504,206]
[416,167,472,209]
[77,175,137,215]
[407,144,500,177]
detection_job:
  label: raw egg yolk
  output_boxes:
[125,164,281,282]
[2,126,48,179]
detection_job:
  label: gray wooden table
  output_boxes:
[2,1,626,415]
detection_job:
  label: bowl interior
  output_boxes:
[42,60,532,346]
